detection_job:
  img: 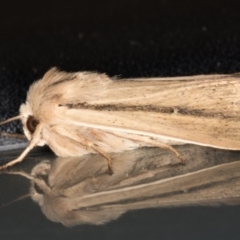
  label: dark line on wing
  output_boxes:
[62,102,174,113]
[59,102,240,120]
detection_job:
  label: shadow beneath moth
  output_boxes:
[5,146,240,227]
[1,68,240,172]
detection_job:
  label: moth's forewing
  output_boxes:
[50,72,240,150]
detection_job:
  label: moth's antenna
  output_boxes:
[0,193,31,209]
[0,116,25,139]
[0,116,22,126]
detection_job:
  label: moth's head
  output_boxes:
[30,161,52,207]
[0,102,45,146]
[19,103,39,140]
[1,162,51,212]
[20,103,46,146]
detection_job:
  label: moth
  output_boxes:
[1,68,240,172]
[5,145,240,227]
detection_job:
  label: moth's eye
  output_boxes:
[26,115,39,134]
[33,183,44,194]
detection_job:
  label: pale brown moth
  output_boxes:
[1,68,240,172]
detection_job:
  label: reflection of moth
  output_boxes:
[10,146,240,227]
[1,68,240,172]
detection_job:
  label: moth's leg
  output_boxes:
[141,139,185,163]
[108,132,185,163]
[5,168,51,193]
[87,130,114,174]
[6,170,33,180]
[78,134,113,174]
[88,143,114,175]
[1,132,26,139]
[89,129,104,141]
[0,124,43,170]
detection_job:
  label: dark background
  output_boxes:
[1,0,240,239]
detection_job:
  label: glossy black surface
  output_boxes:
[1,145,240,239]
